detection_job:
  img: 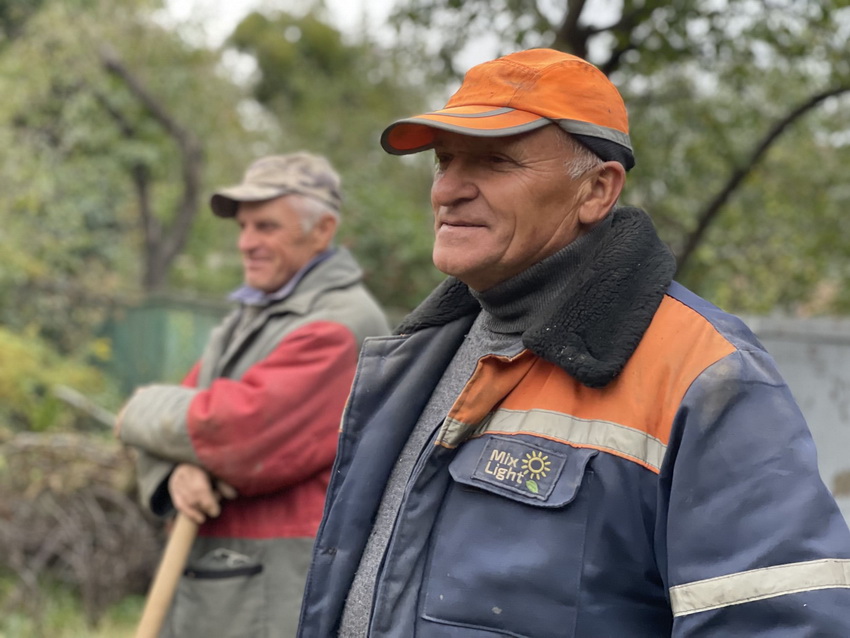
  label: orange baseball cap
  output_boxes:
[381,48,634,170]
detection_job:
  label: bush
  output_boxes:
[0,326,114,431]
[0,431,162,630]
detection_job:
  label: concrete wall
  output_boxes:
[747,316,850,523]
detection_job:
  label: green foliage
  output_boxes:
[0,571,141,637]
[0,326,112,431]
[390,0,553,79]
[678,112,850,314]
[0,0,47,44]
[0,0,260,347]
[231,11,353,108]
[341,155,444,313]
[619,9,850,314]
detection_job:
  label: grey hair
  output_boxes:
[288,193,340,233]
[557,130,604,179]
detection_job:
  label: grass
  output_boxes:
[0,576,144,638]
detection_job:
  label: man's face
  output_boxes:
[430,125,593,291]
[236,196,329,293]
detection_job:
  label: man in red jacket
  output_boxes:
[116,152,389,638]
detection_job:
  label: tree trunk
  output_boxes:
[100,46,205,292]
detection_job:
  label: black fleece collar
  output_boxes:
[396,207,677,388]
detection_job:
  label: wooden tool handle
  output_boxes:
[134,513,199,638]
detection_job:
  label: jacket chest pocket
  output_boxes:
[420,435,597,638]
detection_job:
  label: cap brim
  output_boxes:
[210,185,288,217]
[381,106,550,155]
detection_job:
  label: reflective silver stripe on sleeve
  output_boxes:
[669,558,850,617]
[441,408,666,472]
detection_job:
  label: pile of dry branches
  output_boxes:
[0,430,162,627]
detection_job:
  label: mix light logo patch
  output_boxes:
[472,437,566,499]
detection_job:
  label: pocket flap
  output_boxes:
[184,547,263,579]
[449,434,597,507]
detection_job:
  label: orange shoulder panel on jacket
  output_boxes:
[453,295,736,447]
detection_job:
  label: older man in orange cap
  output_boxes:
[297,49,850,637]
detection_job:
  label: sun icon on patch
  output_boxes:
[522,450,551,480]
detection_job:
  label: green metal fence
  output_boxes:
[101,295,229,395]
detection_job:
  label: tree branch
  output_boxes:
[675,85,850,271]
[598,1,656,76]
[98,45,204,291]
[91,90,160,251]
[553,0,591,58]
[99,46,194,153]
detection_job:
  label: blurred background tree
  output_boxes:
[0,0,257,343]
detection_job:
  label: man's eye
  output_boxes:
[434,154,451,171]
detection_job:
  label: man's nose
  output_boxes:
[431,162,478,207]
[238,226,258,252]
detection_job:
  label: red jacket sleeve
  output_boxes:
[185,320,358,496]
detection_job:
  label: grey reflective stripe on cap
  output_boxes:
[554,118,633,152]
[425,107,516,119]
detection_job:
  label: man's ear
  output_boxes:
[578,161,626,225]
[312,213,339,251]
